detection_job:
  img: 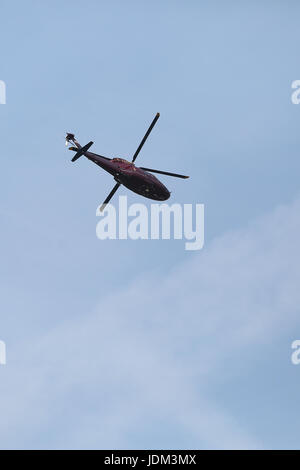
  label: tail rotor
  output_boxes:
[69,141,94,162]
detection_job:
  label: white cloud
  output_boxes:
[1,196,300,449]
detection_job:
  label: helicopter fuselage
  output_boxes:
[84,152,170,201]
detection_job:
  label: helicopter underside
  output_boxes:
[114,171,170,201]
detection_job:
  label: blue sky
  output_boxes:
[1,0,300,449]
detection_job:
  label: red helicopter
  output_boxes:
[66,113,189,211]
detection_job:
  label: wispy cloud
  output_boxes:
[1,197,300,449]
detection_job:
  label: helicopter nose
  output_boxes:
[159,189,171,201]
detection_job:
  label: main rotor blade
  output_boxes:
[139,167,189,179]
[99,183,121,212]
[132,113,160,163]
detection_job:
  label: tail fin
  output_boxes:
[65,132,83,150]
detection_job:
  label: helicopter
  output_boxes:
[65,113,189,211]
